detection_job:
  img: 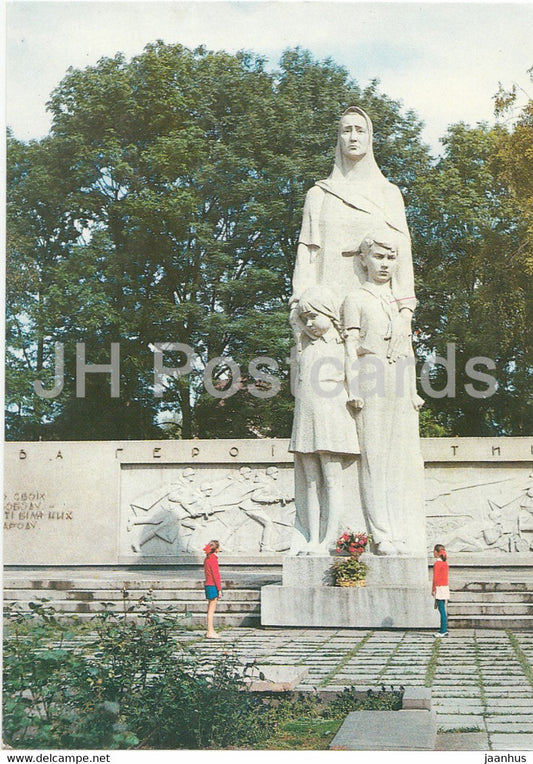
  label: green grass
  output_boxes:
[472,633,488,709]
[319,631,374,686]
[254,717,343,750]
[438,726,482,734]
[425,637,441,687]
[506,631,533,688]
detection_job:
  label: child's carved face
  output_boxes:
[300,310,332,339]
[362,243,397,284]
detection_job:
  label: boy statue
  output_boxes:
[344,228,426,557]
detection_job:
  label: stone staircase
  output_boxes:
[4,558,532,629]
[447,562,533,630]
[3,565,272,627]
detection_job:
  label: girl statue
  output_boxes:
[289,286,358,555]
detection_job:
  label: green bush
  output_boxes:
[3,596,274,749]
[331,557,368,585]
[327,685,404,717]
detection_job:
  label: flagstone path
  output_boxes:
[180,626,533,751]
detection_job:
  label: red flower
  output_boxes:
[336,529,371,556]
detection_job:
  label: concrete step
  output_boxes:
[448,603,533,616]
[452,581,533,593]
[4,588,260,602]
[3,577,268,591]
[4,598,261,615]
[4,565,532,629]
[450,591,533,603]
[448,614,533,629]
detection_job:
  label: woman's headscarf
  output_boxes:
[329,106,384,186]
[316,106,408,237]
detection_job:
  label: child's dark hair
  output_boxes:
[434,544,447,561]
[204,539,220,554]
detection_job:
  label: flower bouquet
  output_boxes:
[335,530,371,559]
[332,530,371,587]
[332,556,368,587]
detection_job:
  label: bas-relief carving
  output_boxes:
[123,466,295,556]
[123,463,533,558]
[425,469,533,553]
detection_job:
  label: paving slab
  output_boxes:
[244,664,309,692]
[432,681,481,687]
[485,699,533,707]
[484,689,533,697]
[432,691,483,698]
[436,714,485,732]
[171,625,532,747]
[490,733,533,750]
[329,710,437,750]
[486,721,533,733]
[403,686,432,710]
[435,732,490,751]
[434,704,485,715]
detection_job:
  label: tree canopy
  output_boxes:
[6,43,533,439]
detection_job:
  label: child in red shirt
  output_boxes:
[432,544,449,637]
[203,540,222,639]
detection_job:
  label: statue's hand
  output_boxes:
[289,301,302,345]
[412,394,425,411]
[347,397,364,411]
[387,310,412,362]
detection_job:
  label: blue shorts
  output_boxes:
[205,585,219,600]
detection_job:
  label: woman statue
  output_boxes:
[291,106,416,361]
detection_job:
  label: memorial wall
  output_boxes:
[4,437,532,567]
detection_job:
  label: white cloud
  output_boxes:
[6,1,533,152]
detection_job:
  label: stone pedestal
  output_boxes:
[261,554,438,628]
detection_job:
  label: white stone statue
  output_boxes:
[343,228,426,556]
[290,106,415,361]
[288,286,358,555]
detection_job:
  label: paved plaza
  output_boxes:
[179,626,533,751]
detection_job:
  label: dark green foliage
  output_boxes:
[412,120,533,435]
[327,685,404,716]
[331,557,368,585]
[3,599,138,749]
[5,43,431,440]
[268,685,403,720]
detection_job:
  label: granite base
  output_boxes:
[262,554,437,628]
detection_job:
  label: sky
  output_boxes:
[5,1,533,155]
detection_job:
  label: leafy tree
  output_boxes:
[6,43,432,440]
[6,131,82,438]
[413,120,533,435]
[492,70,533,434]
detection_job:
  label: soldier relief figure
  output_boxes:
[127,466,295,555]
[290,107,426,557]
